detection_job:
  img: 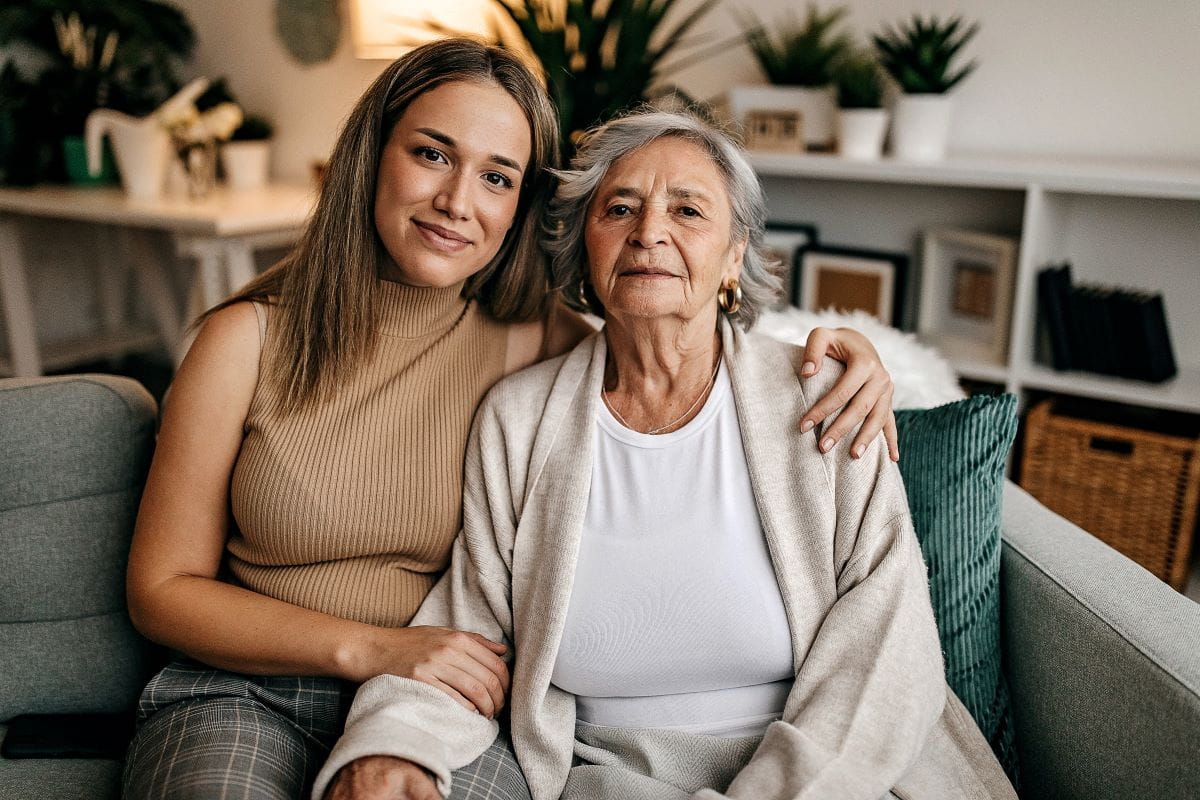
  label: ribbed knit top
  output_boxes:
[226,279,509,627]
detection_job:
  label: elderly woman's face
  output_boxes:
[585,136,744,323]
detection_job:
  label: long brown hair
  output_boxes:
[203,38,560,413]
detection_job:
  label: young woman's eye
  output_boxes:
[415,146,447,164]
[484,171,515,189]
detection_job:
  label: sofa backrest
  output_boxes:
[1000,482,1200,800]
[0,374,159,720]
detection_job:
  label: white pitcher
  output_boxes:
[86,78,210,201]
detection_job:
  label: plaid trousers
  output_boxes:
[122,659,530,800]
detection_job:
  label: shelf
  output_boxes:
[1018,364,1200,415]
[0,328,161,376]
[918,333,1010,385]
[749,152,1200,200]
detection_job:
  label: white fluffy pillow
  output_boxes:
[754,307,965,410]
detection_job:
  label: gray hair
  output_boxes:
[544,106,782,329]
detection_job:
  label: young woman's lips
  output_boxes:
[414,221,471,253]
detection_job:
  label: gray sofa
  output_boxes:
[2,374,1198,800]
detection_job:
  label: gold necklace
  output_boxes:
[602,349,722,435]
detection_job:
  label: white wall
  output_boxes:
[172,0,1200,179]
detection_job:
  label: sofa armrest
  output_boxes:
[1000,481,1200,800]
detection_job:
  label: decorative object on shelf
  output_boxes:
[795,244,907,327]
[755,306,963,409]
[873,14,979,161]
[833,48,887,161]
[1035,262,1177,383]
[85,79,209,201]
[734,4,850,150]
[62,135,117,185]
[221,116,275,191]
[762,222,818,307]
[1021,398,1199,592]
[157,80,243,200]
[0,1,196,185]
[743,110,805,153]
[919,228,1016,366]
[277,0,341,64]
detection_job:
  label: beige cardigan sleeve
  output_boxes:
[698,367,946,800]
[310,402,518,800]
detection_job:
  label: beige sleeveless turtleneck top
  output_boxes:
[226,279,509,627]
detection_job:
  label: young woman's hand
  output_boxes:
[325,756,438,800]
[356,626,510,718]
[798,326,900,461]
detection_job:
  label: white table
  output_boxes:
[0,184,315,375]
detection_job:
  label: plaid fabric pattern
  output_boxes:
[123,659,529,800]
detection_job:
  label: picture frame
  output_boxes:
[762,222,819,308]
[918,229,1018,365]
[742,110,806,153]
[795,245,908,327]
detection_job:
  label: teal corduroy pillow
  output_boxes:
[895,393,1020,784]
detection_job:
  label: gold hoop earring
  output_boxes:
[718,279,742,314]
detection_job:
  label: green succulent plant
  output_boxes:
[873,13,979,94]
[834,50,883,109]
[491,0,724,153]
[737,4,851,87]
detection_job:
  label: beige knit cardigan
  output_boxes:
[313,322,1015,800]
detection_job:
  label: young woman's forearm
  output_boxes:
[127,574,386,682]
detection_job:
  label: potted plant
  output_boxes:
[733,4,850,150]
[486,0,727,155]
[0,0,194,184]
[873,13,979,161]
[221,116,274,191]
[834,49,886,160]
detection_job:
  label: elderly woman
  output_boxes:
[315,108,1015,800]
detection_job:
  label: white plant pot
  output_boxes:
[221,140,272,190]
[837,108,888,161]
[890,94,953,161]
[727,84,837,149]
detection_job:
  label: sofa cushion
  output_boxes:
[0,724,120,800]
[895,394,1019,781]
[0,375,158,720]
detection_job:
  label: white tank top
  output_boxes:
[551,363,795,738]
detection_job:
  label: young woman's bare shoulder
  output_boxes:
[167,302,264,417]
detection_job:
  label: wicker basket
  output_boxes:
[1020,400,1200,591]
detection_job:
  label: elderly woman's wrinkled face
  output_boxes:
[585,136,745,323]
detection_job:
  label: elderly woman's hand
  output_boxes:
[325,756,439,800]
[798,326,899,462]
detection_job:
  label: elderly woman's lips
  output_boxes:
[620,268,678,277]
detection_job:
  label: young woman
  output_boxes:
[122,39,898,800]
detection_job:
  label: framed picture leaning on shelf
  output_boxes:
[762,222,819,309]
[795,245,908,327]
[919,229,1017,366]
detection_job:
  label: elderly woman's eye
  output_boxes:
[608,204,633,217]
[678,206,701,217]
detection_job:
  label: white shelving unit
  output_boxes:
[750,151,1200,414]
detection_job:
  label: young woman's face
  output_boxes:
[374,80,532,288]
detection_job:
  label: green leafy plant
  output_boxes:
[0,0,194,182]
[490,0,725,152]
[737,4,851,87]
[873,13,979,94]
[834,49,883,109]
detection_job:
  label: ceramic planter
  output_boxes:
[221,140,272,190]
[728,84,838,149]
[890,94,953,161]
[837,109,888,161]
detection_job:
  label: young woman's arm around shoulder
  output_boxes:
[125,303,507,717]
